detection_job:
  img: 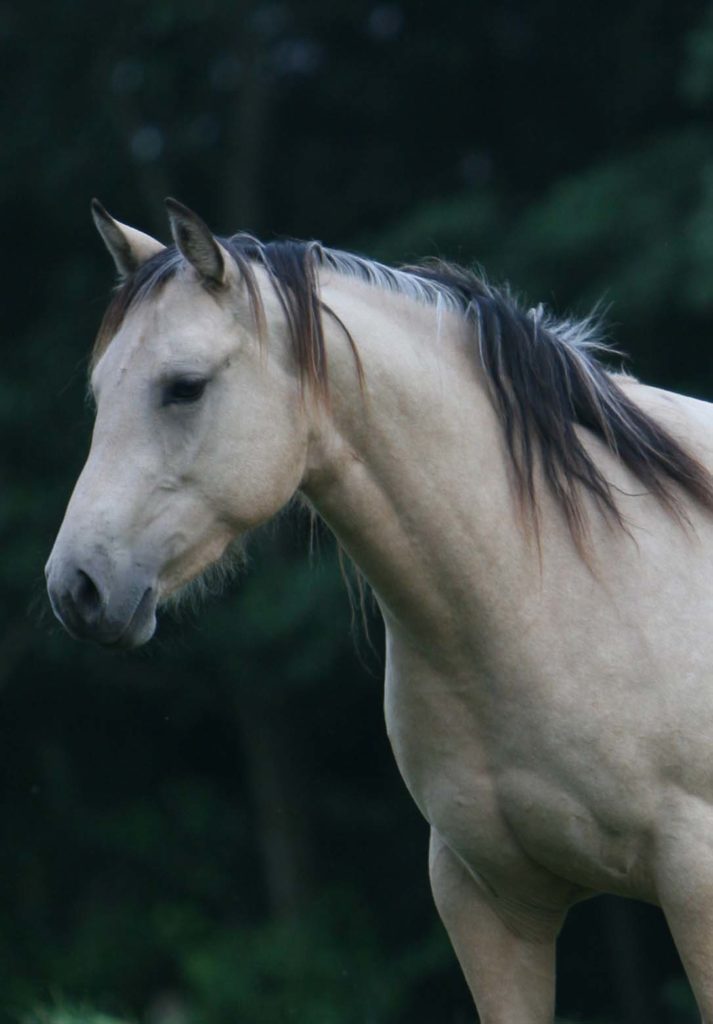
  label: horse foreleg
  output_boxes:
[428,829,563,1024]
[657,822,713,1023]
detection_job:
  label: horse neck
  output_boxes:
[300,273,530,650]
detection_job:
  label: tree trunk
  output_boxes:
[236,689,315,919]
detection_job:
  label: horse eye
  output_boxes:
[162,377,208,406]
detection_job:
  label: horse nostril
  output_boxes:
[74,569,103,624]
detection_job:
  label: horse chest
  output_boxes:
[383,642,514,867]
[383,637,657,900]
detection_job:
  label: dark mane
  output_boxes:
[92,238,713,548]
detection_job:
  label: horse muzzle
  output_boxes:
[45,552,158,649]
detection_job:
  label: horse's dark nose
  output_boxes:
[72,569,104,627]
[47,564,108,640]
[46,556,158,648]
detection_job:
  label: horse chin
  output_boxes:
[121,584,158,647]
[159,537,246,613]
[114,604,157,649]
[98,586,158,650]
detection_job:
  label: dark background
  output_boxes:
[2,2,713,1021]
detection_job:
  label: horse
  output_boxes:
[46,198,713,1023]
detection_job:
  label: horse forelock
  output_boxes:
[90,236,713,547]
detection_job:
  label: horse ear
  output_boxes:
[91,199,165,278]
[165,197,227,287]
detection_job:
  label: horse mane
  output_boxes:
[92,237,713,549]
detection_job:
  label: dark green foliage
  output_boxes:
[2,2,713,1022]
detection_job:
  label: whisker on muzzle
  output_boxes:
[161,537,248,616]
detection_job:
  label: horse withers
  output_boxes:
[46,199,713,1022]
